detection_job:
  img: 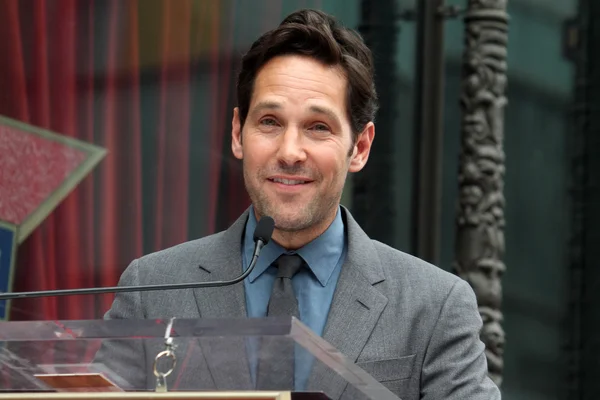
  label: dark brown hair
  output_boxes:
[236,9,378,139]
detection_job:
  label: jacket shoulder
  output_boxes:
[133,231,226,275]
[371,240,464,294]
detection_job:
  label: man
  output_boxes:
[104,9,500,400]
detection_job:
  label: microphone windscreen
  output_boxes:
[253,216,275,244]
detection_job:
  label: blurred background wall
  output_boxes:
[2,0,598,398]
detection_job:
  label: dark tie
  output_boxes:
[267,254,304,318]
[257,254,304,390]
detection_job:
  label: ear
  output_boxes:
[231,107,243,160]
[349,122,375,172]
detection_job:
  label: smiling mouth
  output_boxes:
[268,178,311,185]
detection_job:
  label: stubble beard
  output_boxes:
[243,167,342,234]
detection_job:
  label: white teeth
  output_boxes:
[272,178,306,185]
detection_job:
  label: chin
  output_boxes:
[270,210,313,232]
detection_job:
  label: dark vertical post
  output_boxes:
[411,0,447,265]
[452,0,509,387]
[564,5,587,396]
[566,0,600,398]
[354,0,399,246]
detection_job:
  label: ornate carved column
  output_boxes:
[453,0,509,386]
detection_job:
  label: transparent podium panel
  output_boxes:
[0,317,400,400]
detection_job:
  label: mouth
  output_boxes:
[267,177,314,190]
[268,177,310,185]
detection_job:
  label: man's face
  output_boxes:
[232,55,374,235]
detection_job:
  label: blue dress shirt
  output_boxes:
[242,205,346,390]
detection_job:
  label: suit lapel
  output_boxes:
[307,208,388,399]
[191,210,250,319]
[187,210,253,389]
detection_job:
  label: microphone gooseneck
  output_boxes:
[0,216,276,301]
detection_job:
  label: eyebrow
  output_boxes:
[249,101,283,117]
[308,105,342,128]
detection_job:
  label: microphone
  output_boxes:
[0,216,275,301]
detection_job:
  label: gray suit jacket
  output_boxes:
[102,207,500,399]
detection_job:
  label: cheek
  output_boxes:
[243,153,262,173]
[243,141,274,171]
[312,151,348,180]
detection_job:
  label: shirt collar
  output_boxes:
[244,205,345,287]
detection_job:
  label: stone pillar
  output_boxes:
[452,0,509,387]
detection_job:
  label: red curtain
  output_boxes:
[0,0,142,320]
[153,0,191,249]
[0,0,249,321]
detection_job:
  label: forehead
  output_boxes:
[250,55,348,114]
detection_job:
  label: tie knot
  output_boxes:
[275,254,304,279]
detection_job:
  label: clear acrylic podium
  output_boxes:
[0,317,401,400]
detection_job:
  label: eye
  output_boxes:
[310,123,330,132]
[260,118,279,126]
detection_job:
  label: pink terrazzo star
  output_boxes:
[0,124,87,225]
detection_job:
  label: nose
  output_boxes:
[276,126,307,165]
